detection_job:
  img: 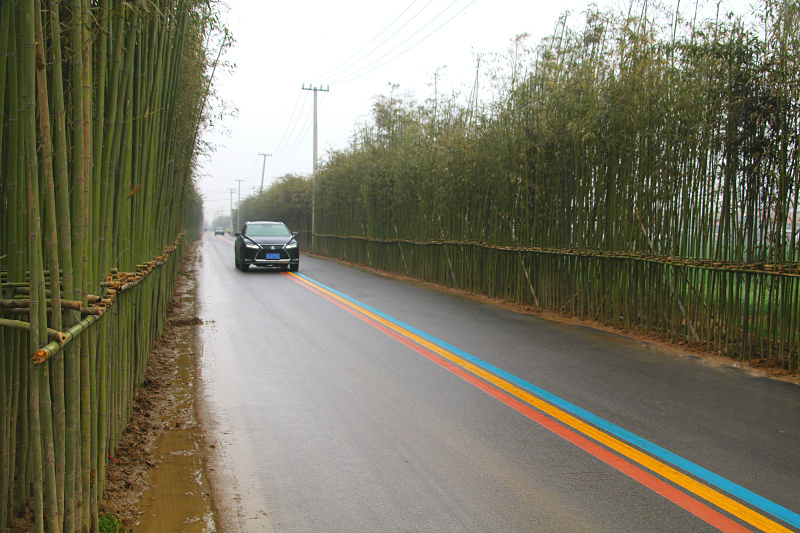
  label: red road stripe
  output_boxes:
[286,273,753,532]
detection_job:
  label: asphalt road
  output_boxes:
[196,232,800,533]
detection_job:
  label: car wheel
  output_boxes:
[235,254,249,271]
[289,262,299,272]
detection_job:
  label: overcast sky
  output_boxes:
[197,0,752,223]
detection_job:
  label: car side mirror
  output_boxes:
[292,232,300,236]
[234,232,241,237]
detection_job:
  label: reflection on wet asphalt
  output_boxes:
[196,234,800,533]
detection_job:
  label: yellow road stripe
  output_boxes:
[290,273,791,533]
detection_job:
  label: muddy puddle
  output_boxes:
[100,244,219,533]
[134,326,216,533]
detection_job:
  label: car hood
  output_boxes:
[244,235,295,247]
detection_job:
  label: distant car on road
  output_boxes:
[234,221,300,272]
[214,227,224,235]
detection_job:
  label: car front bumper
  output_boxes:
[245,257,298,267]
[241,248,299,267]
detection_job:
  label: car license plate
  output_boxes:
[265,253,280,259]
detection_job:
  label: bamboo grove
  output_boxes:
[236,173,312,246]
[312,0,800,369]
[0,1,218,531]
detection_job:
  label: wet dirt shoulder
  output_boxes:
[100,241,218,532]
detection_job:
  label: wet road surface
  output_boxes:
[196,233,800,532]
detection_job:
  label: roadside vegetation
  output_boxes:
[234,174,312,240]
[306,0,800,368]
[0,1,225,532]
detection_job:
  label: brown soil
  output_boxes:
[99,240,216,532]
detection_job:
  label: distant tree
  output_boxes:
[239,173,312,236]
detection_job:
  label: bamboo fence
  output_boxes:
[0,1,216,531]
[237,173,312,249]
[313,0,800,369]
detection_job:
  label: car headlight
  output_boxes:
[245,243,260,249]
[285,241,298,249]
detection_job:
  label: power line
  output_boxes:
[274,92,314,159]
[267,0,476,172]
[259,152,272,192]
[242,154,262,181]
[312,0,436,84]
[279,93,326,160]
[280,112,314,160]
[331,0,476,85]
[270,91,306,157]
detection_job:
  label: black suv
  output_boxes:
[234,221,300,272]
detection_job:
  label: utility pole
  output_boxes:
[302,84,329,248]
[228,188,235,231]
[235,179,245,231]
[259,152,271,193]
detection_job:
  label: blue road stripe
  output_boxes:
[295,272,800,530]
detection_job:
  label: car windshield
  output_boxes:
[245,223,291,237]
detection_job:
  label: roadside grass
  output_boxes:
[99,513,130,533]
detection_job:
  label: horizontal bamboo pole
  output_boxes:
[0,318,67,343]
[0,299,109,311]
[0,307,102,317]
[32,315,98,365]
[315,234,800,278]
[0,234,187,366]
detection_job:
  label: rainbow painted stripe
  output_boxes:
[286,271,799,533]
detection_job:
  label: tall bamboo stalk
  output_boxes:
[312,0,800,370]
[0,1,219,530]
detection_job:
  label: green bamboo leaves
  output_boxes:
[0,1,218,531]
[313,1,800,370]
[238,174,312,238]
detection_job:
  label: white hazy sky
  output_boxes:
[197,0,752,223]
